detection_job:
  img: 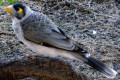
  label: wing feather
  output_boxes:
[21,12,75,50]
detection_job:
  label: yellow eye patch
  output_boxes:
[17,8,23,13]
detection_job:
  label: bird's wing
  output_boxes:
[21,12,75,50]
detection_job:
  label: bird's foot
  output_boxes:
[27,54,41,60]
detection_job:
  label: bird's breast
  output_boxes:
[12,21,25,42]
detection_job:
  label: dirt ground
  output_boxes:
[0,0,120,80]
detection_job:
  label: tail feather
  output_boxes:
[82,56,117,78]
[73,46,117,78]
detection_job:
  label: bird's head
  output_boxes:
[3,3,31,20]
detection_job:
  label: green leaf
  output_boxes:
[58,24,63,27]
[0,0,3,4]
[6,0,14,2]
[5,0,17,5]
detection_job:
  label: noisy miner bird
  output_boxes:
[3,3,117,78]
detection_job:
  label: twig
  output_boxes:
[0,22,12,26]
[88,0,92,7]
[74,9,79,19]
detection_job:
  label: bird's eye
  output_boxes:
[16,7,23,13]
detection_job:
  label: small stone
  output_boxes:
[104,11,109,14]
[83,3,88,7]
[109,34,118,39]
[95,47,101,52]
[118,6,120,10]
[87,33,96,39]
[67,27,72,31]
[75,24,79,27]
[103,18,108,23]
[112,9,116,14]
[66,13,72,17]
[113,64,118,71]
[116,17,120,25]
[0,12,6,15]
[77,32,81,35]
[89,14,94,18]
[66,18,71,22]
[107,5,112,9]
[113,41,119,45]
[83,16,89,20]
[96,22,101,25]
[119,11,120,16]
[92,30,97,34]
[61,13,66,18]
[92,18,97,22]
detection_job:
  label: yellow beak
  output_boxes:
[3,7,13,13]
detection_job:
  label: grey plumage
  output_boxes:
[21,12,75,50]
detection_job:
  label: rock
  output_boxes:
[0,56,90,80]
